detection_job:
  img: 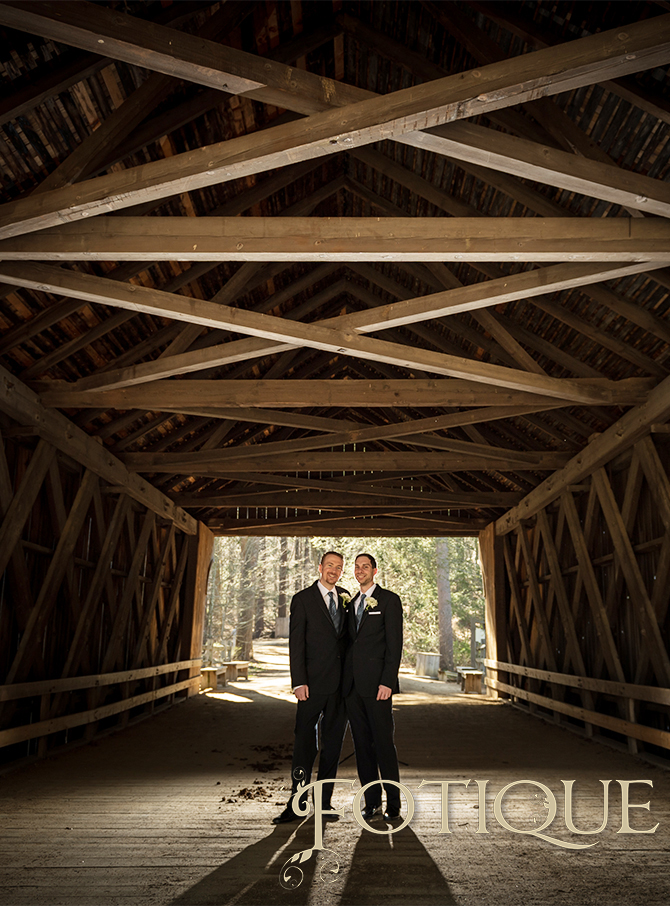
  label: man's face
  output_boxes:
[354,557,377,588]
[319,555,344,589]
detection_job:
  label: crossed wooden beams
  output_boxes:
[0,423,197,753]
[493,427,670,752]
[0,4,669,236]
[0,260,659,405]
[1,2,670,532]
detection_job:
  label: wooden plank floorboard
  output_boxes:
[0,640,668,906]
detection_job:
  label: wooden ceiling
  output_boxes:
[0,0,669,536]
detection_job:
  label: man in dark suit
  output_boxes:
[343,552,404,821]
[273,550,349,824]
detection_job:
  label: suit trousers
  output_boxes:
[346,688,400,810]
[291,690,346,806]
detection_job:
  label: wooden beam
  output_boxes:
[122,450,572,474]
[100,509,157,674]
[38,377,652,412]
[58,493,133,683]
[5,469,98,684]
[0,263,642,405]
[0,439,56,581]
[497,374,670,532]
[38,260,653,394]
[173,489,522,509]
[150,421,569,465]
[34,4,244,194]
[209,513,487,536]
[126,441,573,471]
[152,404,569,460]
[471,0,670,128]
[2,217,670,261]
[487,676,670,751]
[351,147,670,342]
[0,1,365,112]
[532,297,668,378]
[2,11,670,238]
[421,1,654,218]
[130,523,176,668]
[0,363,197,534]
[591,466,670,686]
[397,121,670,220]
[175,471,514,501]
[0,676,199,747]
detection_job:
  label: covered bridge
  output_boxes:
[0,0,669,780]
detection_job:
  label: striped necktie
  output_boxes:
[328,591,340,632]
[356,593,366,628]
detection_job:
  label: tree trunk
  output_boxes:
[436,538,454,671]
[277,535,288,619]
[275,535,290,637]
[236,536,259,660]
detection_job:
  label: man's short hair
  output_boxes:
[320,550,344,565]
[355,552,377,569]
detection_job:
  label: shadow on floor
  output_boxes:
[171,817,319,906]
[340,824,456,906]
[171,819,455,906]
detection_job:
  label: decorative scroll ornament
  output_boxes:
[278,772,353,889]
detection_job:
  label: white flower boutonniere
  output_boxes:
[340,592,351,609]
[365,596,378,611]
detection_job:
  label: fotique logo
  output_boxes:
[279,775,659,889]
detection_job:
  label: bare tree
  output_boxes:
[436,538,454,671]
[236,536,260,659]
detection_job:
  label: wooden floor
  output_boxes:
[1,641,669,906]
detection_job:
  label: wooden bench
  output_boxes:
[223,661,249,681]
[457,667,483,694]
[201,661,250,689]
[200,666,227,691]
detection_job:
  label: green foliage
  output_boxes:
[204,535,486,668]
[447,537,486,665]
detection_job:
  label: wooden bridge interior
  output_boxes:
[0,0,669,772]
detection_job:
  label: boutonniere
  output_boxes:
[339,592,351,609]
[365,596,378,611]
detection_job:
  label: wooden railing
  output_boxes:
[0,659,201,749]
[484,658,670,751]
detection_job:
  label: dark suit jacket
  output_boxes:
[289,581,349,695]
[343,586,403,698]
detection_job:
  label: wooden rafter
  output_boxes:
[38,378,652,412]
[1,10,669,238]
[2,217,670,260]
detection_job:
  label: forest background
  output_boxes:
[204,536,485,670]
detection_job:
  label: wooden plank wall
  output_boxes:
[482,430,670,759]
[0,422,211,767]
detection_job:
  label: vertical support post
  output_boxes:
[180,522,214,695]
[479,523,507,699]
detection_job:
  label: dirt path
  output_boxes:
[1,640,668,906]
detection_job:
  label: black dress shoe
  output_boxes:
[383,807,401,820]
[361,804,382,820]
[272,805,301,824]
[322,812,340,822]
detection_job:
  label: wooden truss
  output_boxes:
[483,376,670,754]
[1,0,670,761]
[0,418,212,757]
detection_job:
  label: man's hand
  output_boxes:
[377,685,392,701]
[294,684,309,701]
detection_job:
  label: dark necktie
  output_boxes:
[356,593,366,629]
[328,591,340,632]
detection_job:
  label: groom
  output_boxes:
[273,550,349,824]
[343,552,404,821]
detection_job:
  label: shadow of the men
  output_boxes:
[340,824,456,906]
[171,817,320,906]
